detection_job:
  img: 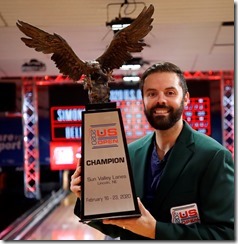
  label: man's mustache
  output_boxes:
[151,104,171,110]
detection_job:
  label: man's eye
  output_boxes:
[148,92,156,97]
[166,91,175,96]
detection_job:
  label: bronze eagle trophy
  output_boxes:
[16,4,154,104]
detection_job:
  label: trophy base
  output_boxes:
[86,102,117,111]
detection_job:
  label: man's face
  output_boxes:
[143,72,189,130]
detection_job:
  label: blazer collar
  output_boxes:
[132,121,195,200]
[132,133,154,198]
[155,121,195,205]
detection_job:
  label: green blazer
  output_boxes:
[74,121,234,240]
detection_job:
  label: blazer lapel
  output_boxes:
[131,133,154,198]
[155,122,195,206]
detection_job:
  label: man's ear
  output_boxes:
[184,92,190,106]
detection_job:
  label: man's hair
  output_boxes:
[140,62,188,97]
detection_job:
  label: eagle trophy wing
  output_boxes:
[96,4,154,72]
[16,4,154,103]
[16,20,89,81]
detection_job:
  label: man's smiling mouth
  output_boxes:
[153,108,170,115]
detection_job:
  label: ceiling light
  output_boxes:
[120,57,148,70]
[22,59,46,72]
[120,64,141,70]
[123,76,140,82]
[105,1,147,33]
[106,17,134,33]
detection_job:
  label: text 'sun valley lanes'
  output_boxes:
[86,174,127,185]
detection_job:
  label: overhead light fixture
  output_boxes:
[106,17,135,33]
[120,57,148,70]
[121,63,141,70]
[123,76,140,82]
[22,59,46,72]
[106,1,146,34]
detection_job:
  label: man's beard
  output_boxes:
[144,101,184,130]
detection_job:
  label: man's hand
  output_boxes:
[70,160,81,198]
[102,198,156,239]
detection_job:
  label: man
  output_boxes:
[70,62,234,240]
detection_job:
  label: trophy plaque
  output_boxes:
[80,102,141,221]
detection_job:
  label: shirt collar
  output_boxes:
[152,140,173,164]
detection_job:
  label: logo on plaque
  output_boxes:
[89,123,118,149]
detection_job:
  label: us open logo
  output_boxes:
[170,203,200,225]
[89,123,119,149]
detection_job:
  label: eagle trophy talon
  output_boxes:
[16,4,154,104]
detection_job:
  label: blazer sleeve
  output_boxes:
[155,148,234,240]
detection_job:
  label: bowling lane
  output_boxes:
[25,193,106,240]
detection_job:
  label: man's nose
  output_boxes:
[156,92,166,105]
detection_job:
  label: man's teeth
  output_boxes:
[154,109,168,114]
